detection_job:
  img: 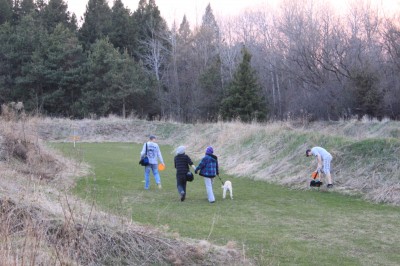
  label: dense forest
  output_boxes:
[0,0,399,122]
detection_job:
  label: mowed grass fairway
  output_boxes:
[53,142,400,266]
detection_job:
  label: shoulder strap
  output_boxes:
[145,142,148,155]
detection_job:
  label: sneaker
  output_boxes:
[210,201,215,203]
[157,183,162,189]
[327,184,333,188]
[180,192,186,202]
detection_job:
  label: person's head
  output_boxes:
[149,135,156,141]
[176,146,186,155]
[306,149,311,157]
[206,146,214,155]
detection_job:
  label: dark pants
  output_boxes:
[176,176,187,195]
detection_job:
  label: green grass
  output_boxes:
[52,142,400,266]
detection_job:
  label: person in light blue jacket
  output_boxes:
[306,147,333,188]
[140,135,165,190]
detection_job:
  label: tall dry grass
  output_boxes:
[0,109,249,265]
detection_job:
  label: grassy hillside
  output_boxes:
[37,116,400,205]
[1,116,399,265]
[52,141,400,266]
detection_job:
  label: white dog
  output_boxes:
[222,180,233,199]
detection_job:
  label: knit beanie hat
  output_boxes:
[176,146,186,155]
[206,146,214,154]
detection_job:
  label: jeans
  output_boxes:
[204,177,215,202]
[144,164,161,189]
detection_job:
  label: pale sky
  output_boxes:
[66,0,400,27]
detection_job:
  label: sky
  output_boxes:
[66,0,400,27]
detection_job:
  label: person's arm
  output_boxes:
[316,154,322,172]
[195,158,205,173]
[140,143,146,157]
[157,145,165,165]
[187,156,196,169]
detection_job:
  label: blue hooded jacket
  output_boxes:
[195,153,219,178]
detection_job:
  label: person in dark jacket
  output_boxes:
[174,146,196,201]
[195,146,219,203]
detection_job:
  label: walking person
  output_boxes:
[174,146,196,201]
[195,146,219,203]
[306,147,333,188]
[141,135,165,190]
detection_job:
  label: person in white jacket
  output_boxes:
[306,147,333,188]
[141,135,165,189]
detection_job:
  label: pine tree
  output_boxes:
[131,0,169,63]
[78,0,112,51]
[0,0,12,24]
[39,0,72,32]
[220,47,268,122]
[351,70,384,118]
[109,0,132,52]
[18,24,84,115]
[194,3,223,121]
[20,0,35,16]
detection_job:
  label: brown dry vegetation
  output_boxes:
[0,109,248,265]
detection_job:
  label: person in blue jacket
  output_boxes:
[195,146,219,203]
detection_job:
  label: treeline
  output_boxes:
[0,0,399,121]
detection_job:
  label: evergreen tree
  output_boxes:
[78,0,112,51]
[3,15,44,111]
[194,4,223,121]
[351,70,384,118]
[109,0,132,52]
[20,0,35,16]
[79,38,157,117]
[0,22,14,103]
[78,38,117,116]
[107,50,157,118]
[131,0,169,63]
[131,0,170,117]
[0,0,12,24]
[11,0,22,24]
[198,58,223,121]
[196,3,220,67]
[167,15,197,122]
[39,0,73,32]
[220,47,268,122]
[22,24,84,116]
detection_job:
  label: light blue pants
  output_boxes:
[144,164,161,189]
[204,177,215,202]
